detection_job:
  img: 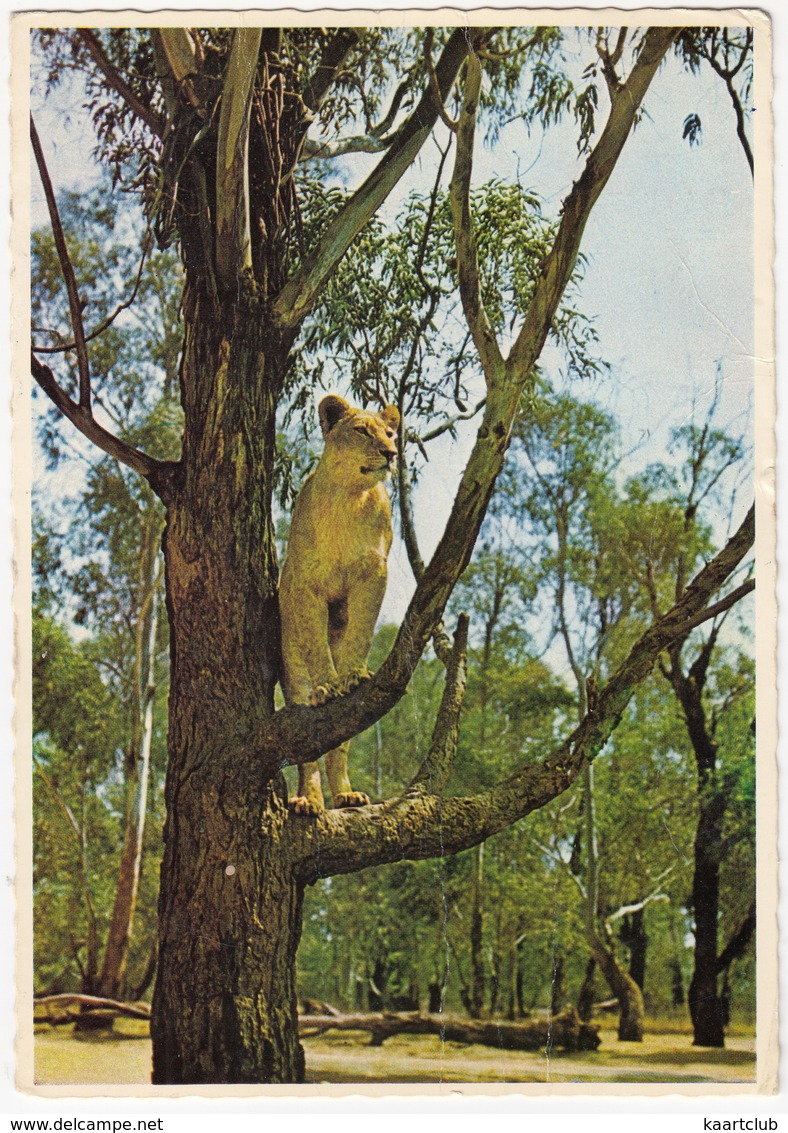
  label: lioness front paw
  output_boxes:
[337,667,372,694]
[332,791,370,809]
[310,682,340,706]
[289,795,324,816]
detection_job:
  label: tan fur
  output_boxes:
[279,395,400,814]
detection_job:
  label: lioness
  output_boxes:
[279,394,400,814]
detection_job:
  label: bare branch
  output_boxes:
[448,49,505,385]
[77,29,164,138]
[409,614,469,792]
[605,892,670,929]
[301,134,388,161]
[371,73,413,137]
[31,354,178,502]
[415,397,487,444]
[30,114,92,411]
[33,236,151,355]
[531,835,587,899]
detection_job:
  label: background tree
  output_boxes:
[619,402,755,1046]
[29,23,755,1082]
[32,191,182,1004]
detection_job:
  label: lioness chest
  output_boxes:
[285,474,392,600]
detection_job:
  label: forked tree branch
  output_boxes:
[272,27,490,331]
[31,355,177,500]
[289,504,754,879]
[33,236,150,355]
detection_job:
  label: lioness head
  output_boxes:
[319,395,400,485]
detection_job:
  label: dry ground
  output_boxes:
[33,1019,756,1086]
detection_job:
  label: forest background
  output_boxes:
[3,5,781,1093]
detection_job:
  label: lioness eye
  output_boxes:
[354,425,370,435]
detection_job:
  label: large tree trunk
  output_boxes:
[667,637,727,1048]
[621,907,648,992]
[150,303,297,1082]
[469,842,485,1018]
[152,781,306,1083]
[593,943,646,1043]
[576,955,596,1022]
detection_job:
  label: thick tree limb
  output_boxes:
[215,28,263,291]
[77,29,164,138]
[272,27,487,331]
[287,506,754,878]
[31,355,178,501]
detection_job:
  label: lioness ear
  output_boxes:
[380,405,400,431]
[319,395,351,436]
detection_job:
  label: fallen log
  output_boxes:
[34,994,151,1024]
[298,1006,600,1052]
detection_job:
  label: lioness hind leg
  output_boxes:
[289,760,325,815]
[325,745,370,810]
